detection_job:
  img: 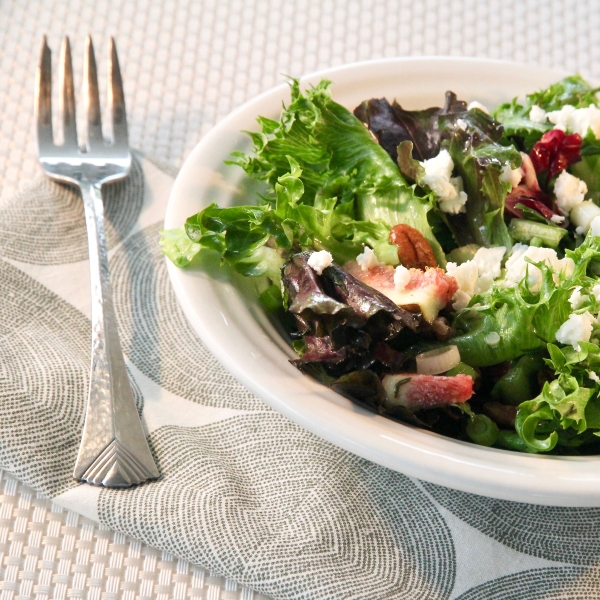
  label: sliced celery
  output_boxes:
[508,218,567,248]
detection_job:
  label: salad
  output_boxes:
[161,74,600,455]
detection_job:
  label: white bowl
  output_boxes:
[164,57,600,507]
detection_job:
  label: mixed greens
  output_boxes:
[161,74,600,455]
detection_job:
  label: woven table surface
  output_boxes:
[2,1,600,599]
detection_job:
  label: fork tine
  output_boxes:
[108,38,128,147]
[35,36,54,150]
[83,35,103,147]
[59,37,78,147]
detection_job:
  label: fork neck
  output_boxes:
[80,181,112,303]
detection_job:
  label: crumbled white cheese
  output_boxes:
[422,149,454,179]
[529,105,548,123]
[592,284,600,301]
[307,250,333,275]
[588,370,600,383]
[503,244,575,293]
[472,246,506,281]
[356,246,381,272]
[450,290,472,311]
[446,260,479,307]
[468,101,489,114]
[425,174,460,202]
[554,170,588,215]
[421,150,468,214]
[501,163,523,188]
[546,104,600,138]
[547,105,577,132]
[393,264,412,290]
[555,311,596,350]
[572,201,600,234]
[578,105,600,138]
[551,214,566,224]
[440,176,468,214]
[570,109,593,138]
[456,118,468,131]
[569,286,589,310]
[445,246,506,310]
[591,215,600,237]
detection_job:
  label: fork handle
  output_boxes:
[73,180,159,487]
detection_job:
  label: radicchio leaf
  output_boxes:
[530,129,582,182]
[504,189,562,221]
[295,336,348,365]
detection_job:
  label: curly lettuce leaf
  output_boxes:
[525,75,600,111]
[231,79,445,265]
[515,344,600,452]
[159,226,202,268]
[161,156,405,283]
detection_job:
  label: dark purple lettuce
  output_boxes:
[353,92,467,162]
[282,252,417,378]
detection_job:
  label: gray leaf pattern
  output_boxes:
[99,414,455,600]
[456,567,600,599]
[0,157,144,264]
[423,483,600,565]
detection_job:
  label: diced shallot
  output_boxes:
[416,345,461,375]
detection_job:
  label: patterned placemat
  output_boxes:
[2,1,600,599]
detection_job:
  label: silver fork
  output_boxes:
[35,36,159,487]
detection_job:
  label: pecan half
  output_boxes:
[389,224,438,269]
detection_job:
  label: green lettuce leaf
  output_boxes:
[231,79,445,265]
[160,155,407,284]
[449,233,600,367]
[516,346,600,452]
[159,226,202,268]
[442,114,520,249]
[570,133,600,204]
[524,75,600,111]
